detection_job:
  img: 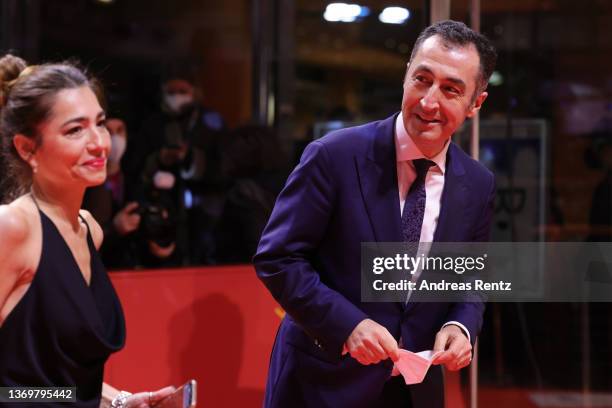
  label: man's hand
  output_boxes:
[148,241,176,259]
[113,202,141,236]
[432,325,472,371]
[342,318,399,365]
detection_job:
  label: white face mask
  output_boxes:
[164,93,194,113]
[109,134,127,164]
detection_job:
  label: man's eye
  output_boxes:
[445,86,460,94]
[97,121,107,128]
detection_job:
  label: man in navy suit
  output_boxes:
[254,20,497,408]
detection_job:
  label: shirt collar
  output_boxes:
[394,112,449,174]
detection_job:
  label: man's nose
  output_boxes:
[419,86,440,113]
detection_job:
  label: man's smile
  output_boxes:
[413,113,442,125]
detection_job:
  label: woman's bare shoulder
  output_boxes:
[0,203,32,246]
[0,200,38,277]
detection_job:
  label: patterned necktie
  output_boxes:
[401,159,435,242]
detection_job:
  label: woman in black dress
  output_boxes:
[0,55,174,407]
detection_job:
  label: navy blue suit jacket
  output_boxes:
[254,114,495,408]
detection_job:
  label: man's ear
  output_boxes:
[403,62,411,84]
[13,134,38,169]
[466,90,488,118]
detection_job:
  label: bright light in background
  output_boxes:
[378,7,410,24]
[324,3,369,23]
[358,6,371,18]
[489,71,504,86]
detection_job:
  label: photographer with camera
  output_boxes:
[135,139,186,267]
[123,62,228,266]
[85,112,180,269]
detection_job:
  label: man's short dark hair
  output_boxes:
[410,20,497,92]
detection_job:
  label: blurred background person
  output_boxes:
[585,130,612,242]
[136,138,184,268]
[123,62,228,266]
[215,125,288,263]
[85,109,182,270]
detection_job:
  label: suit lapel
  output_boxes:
[433,143,469,242]
[356,115,402,243]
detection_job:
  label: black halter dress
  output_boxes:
[0,202,126,407]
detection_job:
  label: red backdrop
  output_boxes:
[104,265,281,407]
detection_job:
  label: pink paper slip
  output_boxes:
[391,349,443,385]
